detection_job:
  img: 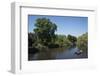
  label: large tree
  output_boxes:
[34,18,57,45]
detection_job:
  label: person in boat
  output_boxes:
[75,50,83,55]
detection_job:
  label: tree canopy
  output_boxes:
[34,18,57,45]
[67,35,77,46]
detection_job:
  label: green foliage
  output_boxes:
[65,38,72,48]
[54,34,76,48]
[55,35,67,47]
[28,17,87,53]
[77,33,88,51]
[28,33,36,47]
[67,35,77,46]
[34,18,57,45]
[35,43,48,51]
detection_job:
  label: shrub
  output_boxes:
[77,33,88,51]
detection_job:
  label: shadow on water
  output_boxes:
[28,46,88,61]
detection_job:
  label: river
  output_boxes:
[28,47,88,60]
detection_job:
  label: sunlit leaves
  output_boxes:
[34,18,57,45]
[77,33,88,51]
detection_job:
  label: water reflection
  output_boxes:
[28,47,88,60]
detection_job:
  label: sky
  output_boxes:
[28,15,88,37]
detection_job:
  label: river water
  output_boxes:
[28,47,88,60]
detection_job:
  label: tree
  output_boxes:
[28,32,38,47]
[77,33,88,51]
[67,35,77,46]
[34,18,57,46]
[55,35,67,47]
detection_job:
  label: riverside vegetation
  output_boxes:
[28,18,88,60]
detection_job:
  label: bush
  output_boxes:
[77,33,88,51]
[35,43,48,51]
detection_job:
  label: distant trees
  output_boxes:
[67,35,77,46]
[55,34,77,48]
[77,33,88,51]
[55,35,66,47]
[28,33,78,49]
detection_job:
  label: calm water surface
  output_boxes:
[28,47,88,60]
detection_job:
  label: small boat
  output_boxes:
[75,50,83,55]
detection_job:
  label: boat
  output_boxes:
[75,50,83,55]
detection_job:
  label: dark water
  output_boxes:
[28,47,88,61]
